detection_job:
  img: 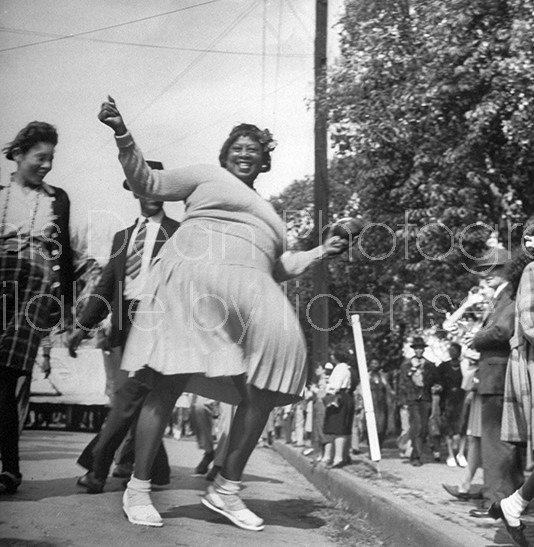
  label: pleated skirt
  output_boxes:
[121,255,307,406]
[466,392,482,438]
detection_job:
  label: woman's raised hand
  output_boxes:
[98,95,127,135]
[322,233,350,257]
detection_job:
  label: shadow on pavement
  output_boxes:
[0,541,66,547]
[162,498,327,530]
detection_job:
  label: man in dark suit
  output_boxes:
[67,161,180,493]
[468,247,523,517]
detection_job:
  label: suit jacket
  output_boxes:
[473,284,515,395]
[78,215,180,348]
[397,357,437,404]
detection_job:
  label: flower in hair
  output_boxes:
[258,128,277,152]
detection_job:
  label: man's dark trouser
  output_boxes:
[480,394,523,507]
[408,400,430,461]
[77,368,169,483]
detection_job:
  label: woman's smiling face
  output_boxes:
[224,136,263,186]
[15,142,55,186]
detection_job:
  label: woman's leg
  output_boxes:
[133,372,190,480]
[333,436,347,465]
[221,380,278,481]
[459,435,480,493]
[0,371,21,473]
[201,378,279,531]
[123,371,190,527]
[0,368,23,494]
[445,435,456,465]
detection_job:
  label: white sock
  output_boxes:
[214,475,241,494]
[126,476,152,507]
[500,491,529,527]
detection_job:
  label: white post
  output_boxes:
[350,314,381,462]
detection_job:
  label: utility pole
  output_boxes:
[312,0,329,369]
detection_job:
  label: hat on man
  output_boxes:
[324,362,334,371]
[123,160,164,190]
[410,336,427,349]
[472,246,510,272]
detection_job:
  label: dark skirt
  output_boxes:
[0,247,51,374]
[440,390,466,437]
[323,391,355,436]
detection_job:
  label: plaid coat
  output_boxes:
[502,262,534,456]
[0,183,75,373]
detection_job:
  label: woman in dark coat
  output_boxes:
[0,121,75,495]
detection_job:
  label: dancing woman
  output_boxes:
[98,96,351,531]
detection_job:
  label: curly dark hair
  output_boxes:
[218,123,275,173]
[3,121,58,160]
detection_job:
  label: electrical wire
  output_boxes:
[52,0,264,186]
[286,0,313,39]
[144,66,314,157]
[0,0,222,54]
[261,0,267,119]
[127,0,261,125]
[0,26,310,57]
[272,0,284,131]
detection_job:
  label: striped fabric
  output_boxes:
[125,219,147,279]
[502,262,534,465]
[0,247,51,374]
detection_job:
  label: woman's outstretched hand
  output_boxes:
[322,233,350,257]
[98,95,127,135]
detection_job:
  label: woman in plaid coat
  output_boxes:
[0,122,75,495]
[486,241,534,547]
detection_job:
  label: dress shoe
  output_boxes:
[329,461,345,469]
[0,471,21,495]
[410,459,423,467]
[469,508,492,518]
[442,484,476,501]
[77,472,105,494]
[193,451,215,475]
[488,501,530,547]
[112,464,133,479]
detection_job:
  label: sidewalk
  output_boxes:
[274,440,534,547]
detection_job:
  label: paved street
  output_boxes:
[0,431,384,547]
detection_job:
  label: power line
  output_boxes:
[286,0,313,39]
[0,26,310,57]
[53,0,263,186]
[272,0,284,131]
[0,0,222,54]
[261,0,267,119]
[128,0,262,125]
[144,66,314,157]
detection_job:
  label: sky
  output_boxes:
[0,0,344,259]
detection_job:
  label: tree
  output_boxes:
[272,0,534,369]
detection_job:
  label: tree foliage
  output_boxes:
[272,0,534,370]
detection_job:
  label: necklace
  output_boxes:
[0,179,42,239]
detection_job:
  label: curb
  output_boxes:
[274,441,487,547]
